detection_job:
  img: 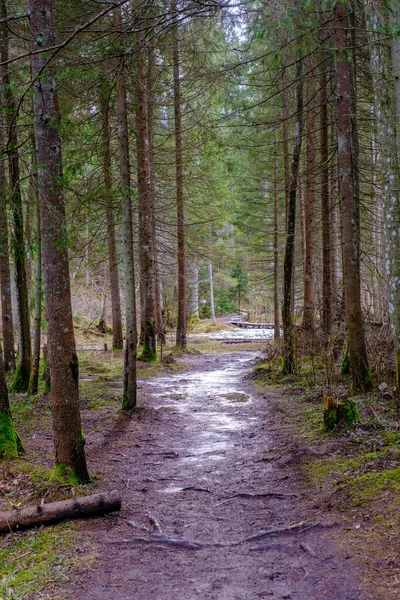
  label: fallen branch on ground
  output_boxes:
[234,521,320,544]
[108,520,324,551]
[0,490,121,534]
[109,536,203,550]
[214,491,297,507]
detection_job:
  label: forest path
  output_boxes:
[65,351,368,599]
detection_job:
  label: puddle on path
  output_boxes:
[144,352,259,470]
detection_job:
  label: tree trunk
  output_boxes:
[30,0,89,482]
[147,39,162,336]
[28,137,42,396]
[99,83,123,350]
[333,2,371,392]
[320,60,332,343]
[273,139,280,339]
[0,92,15,372]
[282,57,304,375]
[172,0,187,349]
[113,6,137,408]
[137,31,157,362]
[302,55,316,331]
[281,65,290,229]
[0,339,22,458]
[380,2,400,386]
[188,258,199,319]
[0,0,31,391]
[209,261,216,325]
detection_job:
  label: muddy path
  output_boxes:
[65,351,369,599]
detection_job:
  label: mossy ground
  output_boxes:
[0,524,76,600]
[253,348,400,593]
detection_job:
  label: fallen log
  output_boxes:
[0,490,121,533]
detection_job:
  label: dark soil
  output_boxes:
[59,351,376,599]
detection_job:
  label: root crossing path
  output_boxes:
[66,351,367,600]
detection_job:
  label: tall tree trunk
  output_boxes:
[383,1,400,385]
[113,6,137,408]
[0,95,15,372]
[172,0,187,349]
[147,39,162,336]
[281,65,290,228]
[188,258,199,319]
[302,55,316,331]
[0,0,31,391]
[209,261,216,325]
[320,61,332,343]
[330,119,341,314]
[333,2,371,392]
[282,57,304,375]
[99,83,123,350]
[30,0,89,482]
[28,137,42,396]
[273,139,280,339]
[137,31,157,362]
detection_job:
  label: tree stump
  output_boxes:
[323,394,359,431]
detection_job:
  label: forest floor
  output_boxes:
[1,333,400,599]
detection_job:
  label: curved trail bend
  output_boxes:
[66,351,367,600]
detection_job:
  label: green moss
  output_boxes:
[12,364,31,393]
[361,368,373,393]
[0,411,23,459]
[396,348,400,389]
[122,393,136,411]
[344,397,360,423]
[324,398,360,431]
[50,464,80,486]
[341,345,350,375]
[137,345,157,363]
[345,467,400,506]
[381,431,400,446]
[0,524,76,599]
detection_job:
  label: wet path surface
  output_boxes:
[67,352,367,600]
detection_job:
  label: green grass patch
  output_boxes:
[344,467,400,507]
[0,524,76,599]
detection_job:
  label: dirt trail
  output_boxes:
[65,351,369,599]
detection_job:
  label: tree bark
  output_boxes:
[0,340,21,459]
[147,41,162,335]
[333,2,371,392]
[273,139,280,339]
[320,60,332,343]
[137,30,157,362]
[282,57,304,375]
[172,0,187,349]
[30,0,89,482]
[0,93,15,372]
[0,0,31,391]
[0,490,121,533]
[209,261,216,325]
[188,258,199,319]
[99,82,123,350]
[113,6,137,408]
[281,65,290,229]
[302,54,316,331]
[381,2,400,386]
[28,136,42,395]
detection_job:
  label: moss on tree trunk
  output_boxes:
[323,395,360,431]
[0,412,23,458]
[138,345,157,363]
